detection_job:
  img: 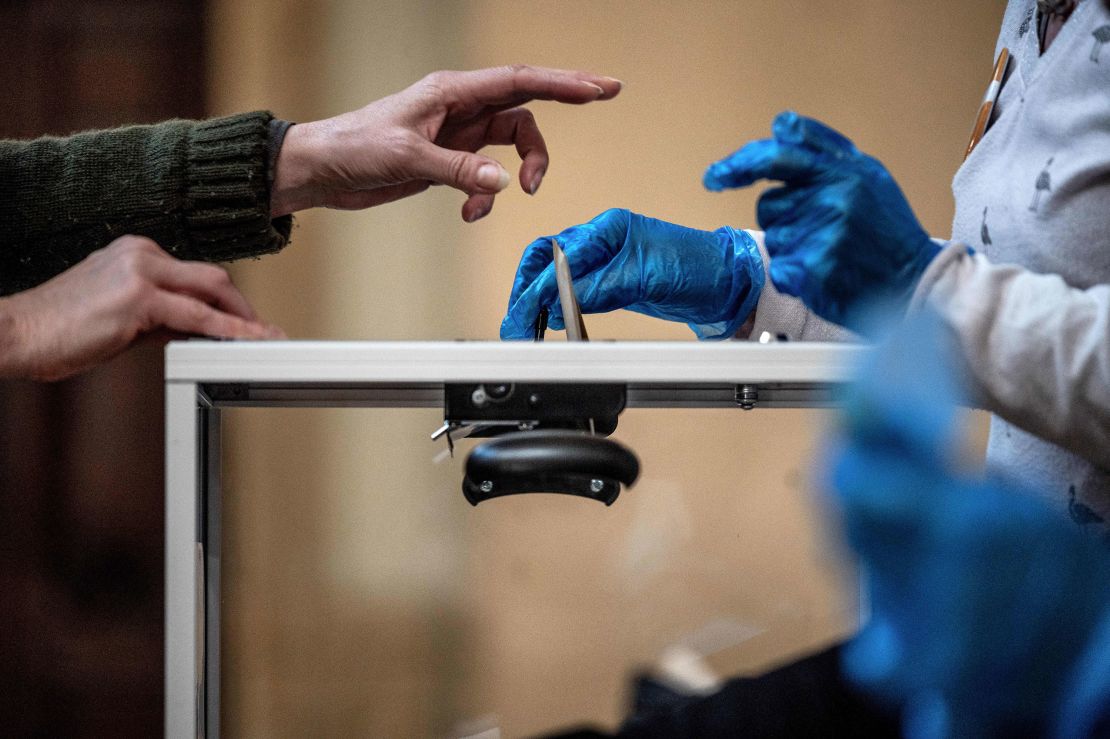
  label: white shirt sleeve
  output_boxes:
[910,242,1110,470]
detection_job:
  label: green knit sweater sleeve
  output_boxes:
[0,110,293,295]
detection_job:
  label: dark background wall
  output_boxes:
[0,1,204,734]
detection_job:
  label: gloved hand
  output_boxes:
[827,310,1110,739]
[703,111,940,330]
[499,208,764,340]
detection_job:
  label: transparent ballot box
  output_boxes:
[164,341,863,738]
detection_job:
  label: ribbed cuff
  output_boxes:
[185,111,292,261]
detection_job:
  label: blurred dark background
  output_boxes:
[0,1,204,734]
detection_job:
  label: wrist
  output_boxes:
[0,296,31,379]
[899,235,943,303]
[689,227,765,340]
[270,122,322,217]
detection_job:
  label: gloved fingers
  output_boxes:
[545,301,566,331]
[501,261,560,339]
[756,184,820,228]
[531,268,638,332]
[829,443,935,541]
[506,236,560,309]
[703,138,825,190]
[506,209,632,309]
[768,258,808,298]
[503,256,645,338]
[703,112,860,192]
[770,111,858,159]
[581,207,636,247]
[762,200,840,259]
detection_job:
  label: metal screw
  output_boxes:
[480,480,494,493]
[736,384,758,411]
[471,387,488,407]
[590,479,604,493]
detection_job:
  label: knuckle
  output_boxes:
[421,70,449,90]
[505,64,534,91]
[204,264,233,286]
[448,153,470,185]
[118,234,160,254]
[119,248,148,276]
[513,107,537,126]
[185,300,210,326]
[119,273,150,306]
[392,130,421,161]
[595,207,627,224]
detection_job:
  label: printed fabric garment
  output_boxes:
[748,0,1110,535]
[950,0,1110,533]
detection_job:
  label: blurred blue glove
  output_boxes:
[828,311,1110,739]
[704,112,941,330]
[500,208,764,340]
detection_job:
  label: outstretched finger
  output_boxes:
[756,183,819,227]
[506,237,559,308]
[483,107,549,194]
[703,138,826,191]
[436,65,622,110]
[704,112,860,191]
[771,111,858,157]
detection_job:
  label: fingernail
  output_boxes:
[529,171,544,195]
[703,163,724,190]
[266,325,287,339]
[477,164,510,191]
[466,203,492,223]
[581,81,605,97]
[602,76,623,90]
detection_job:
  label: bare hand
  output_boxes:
[271,65,622,222]
[0,236,284,381]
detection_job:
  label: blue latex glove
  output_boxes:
[703,111,941,330]
[828,311,1110,739]
[499,208,764,340]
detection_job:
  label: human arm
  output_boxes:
[0,111,290,296]
[270,65,621,222]
[0,235,282,382]
[911,242,1110,471]
[499,212,853,342]
[703,112,1110,468]
[0,66,621,297]
[829,311,1110,739]
[703,111,940,331]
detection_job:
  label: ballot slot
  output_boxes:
[443,382,625,437]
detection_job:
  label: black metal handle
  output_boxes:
[463,430,640,506]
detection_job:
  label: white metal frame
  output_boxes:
[164,340,864,738]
